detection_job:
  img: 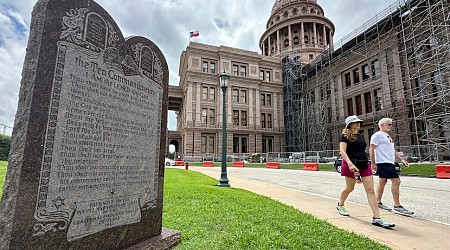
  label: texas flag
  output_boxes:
[190,30,200,37]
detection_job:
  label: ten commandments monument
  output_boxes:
[0,0,180,249]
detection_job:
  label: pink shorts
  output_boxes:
[341,160,373,178]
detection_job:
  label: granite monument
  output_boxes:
[0,0,180,249]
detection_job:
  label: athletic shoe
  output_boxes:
[336,204,349,216]
[393,205,414,215]
[372,217,395,228]
[378,202,392,211]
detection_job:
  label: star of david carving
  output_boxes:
[110,189,116,196]
[52,196,65,209]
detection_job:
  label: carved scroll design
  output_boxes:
[33,210,71,236]
[153,57,163,84]
[107,21,120,47]
[60,8,101,52]
[33,43,70,236]
[60,8,119,52]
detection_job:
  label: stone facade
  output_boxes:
[177,42,284,161]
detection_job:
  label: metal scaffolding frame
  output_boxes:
[283,0,450,160]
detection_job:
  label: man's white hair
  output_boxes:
[378,118,393,129]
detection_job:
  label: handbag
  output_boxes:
[352,159,369,170]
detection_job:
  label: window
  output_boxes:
[202,60,217,74]
[355,95,362,115]
[233,110,239,126]
[261,93,272,106]
[232,62,248,77]
[209,87,215,101]
[209,109,215,125]
[233,136,248,154]
[202,108,215,125]
[240,90,246,103]
[374,88,383,111]
[261,113,266,128]
[232,89,239,103]
[362,64,370,81]
[262,137,273,153]
[261,113,272,129]
[232,88,247,104]
[371,59,381,77]
[201,134,215,154]
[202,87,208,100]
[241,111,247,126]
[344,72,351,87]
[353,68,360,84]
[364,92,372,113]
[202,86,215,101]
[240,65,247,77]
[267,114,272,128]
[368,128,374,139]
[233,110,247,127]
[347,98,354,115]
[232,65,238,76]
[260,69,272,81]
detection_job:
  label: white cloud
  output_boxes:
[0,0,395,135]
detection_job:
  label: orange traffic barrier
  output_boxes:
[303,163,319,171]
[232,161,244,167]
[202,161,214,167]
[266,162,279,169]
[175,161,184,166]
[436,165,450,179]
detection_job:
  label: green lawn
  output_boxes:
[163,168,390,249]
[0,161,6,199]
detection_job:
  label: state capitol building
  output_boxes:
[168,0,450,162]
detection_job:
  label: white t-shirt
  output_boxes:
[370,131,395,164]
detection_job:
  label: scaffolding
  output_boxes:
[283,0,450,160]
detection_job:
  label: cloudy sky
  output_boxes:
[0,0,397,135]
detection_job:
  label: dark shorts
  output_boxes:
[377,163,399,179]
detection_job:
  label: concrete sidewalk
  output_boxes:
[185,166,450,250]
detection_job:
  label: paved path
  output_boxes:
[178,166,450,250]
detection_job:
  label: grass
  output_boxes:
[0,161,6,199]
[163,168,390,249]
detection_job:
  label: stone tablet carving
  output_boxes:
[0,0,179,249]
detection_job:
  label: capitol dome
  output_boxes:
[260,0,335,66]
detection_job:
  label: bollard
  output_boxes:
[185,161,189,170]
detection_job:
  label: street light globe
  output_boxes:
[218,71,230,89]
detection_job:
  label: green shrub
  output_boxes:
[0,134,11,161]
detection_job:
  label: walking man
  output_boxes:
[369,118,414,215]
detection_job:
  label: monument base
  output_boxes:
[125,228,181,250]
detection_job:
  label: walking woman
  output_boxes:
[336,115,395,228]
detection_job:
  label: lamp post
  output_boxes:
[218,71,230,187]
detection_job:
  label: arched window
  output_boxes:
[293,37,299,45]
[304,36,309,44]
[293,8,298,15]
[284,39,289,47]
[302,7,307,13]
[310,8,315,14]
[283,11,288,18]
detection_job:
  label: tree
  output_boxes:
[0,134,11,161]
